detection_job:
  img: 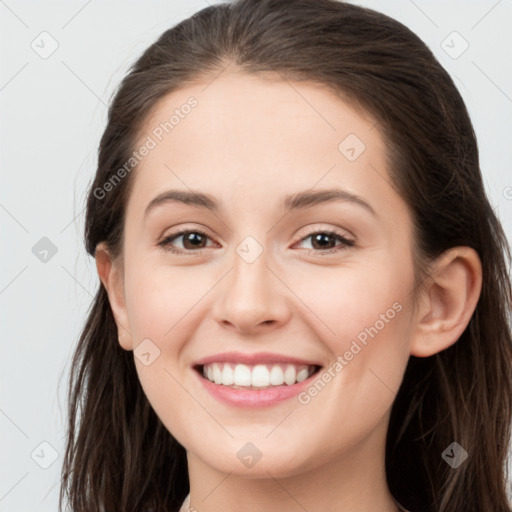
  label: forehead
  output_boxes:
[139,69,380,156]
[127,70,395,221]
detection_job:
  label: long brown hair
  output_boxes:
[59,1,512,511]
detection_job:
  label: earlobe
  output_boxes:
[95,242,133,351]
[410,247,482,357]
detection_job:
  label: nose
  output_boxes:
[211,247,291,335]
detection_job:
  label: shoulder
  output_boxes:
[178,493,191,512]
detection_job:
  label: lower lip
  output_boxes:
[195,368,320,407]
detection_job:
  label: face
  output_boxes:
[101,70,419,478]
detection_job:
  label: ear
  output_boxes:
[95,242,133,351]
[409,246,482,357]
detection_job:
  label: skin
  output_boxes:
[96,68,482,512]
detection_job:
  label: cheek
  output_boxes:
[124,260,201,341]
[125,263,196,442]
[290,257,412,350]
[321,263,414,399]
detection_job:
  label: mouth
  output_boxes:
[193,362,323,390]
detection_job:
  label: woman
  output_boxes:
[59,1,512,511]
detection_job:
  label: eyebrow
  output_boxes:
[144,188,377,218]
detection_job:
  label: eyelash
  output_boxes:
[157,228,355,256]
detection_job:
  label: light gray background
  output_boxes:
[1,1,511,510]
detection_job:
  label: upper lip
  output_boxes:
[194,351,322,367]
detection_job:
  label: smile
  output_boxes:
[193,357,323,407]
[199,362,319,389]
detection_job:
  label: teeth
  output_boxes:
[251,364,270,387]
[234,364,252,386]
[269,365,284,385]
[222,363,234,385]
[201,362,317,388]
[296,368,309,382]
[284,365,296,385]
[212,363,223,385]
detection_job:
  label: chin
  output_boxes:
[195,441,314,478]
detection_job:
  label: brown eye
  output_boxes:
[297,230,355,254]
[158,229,214,254]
